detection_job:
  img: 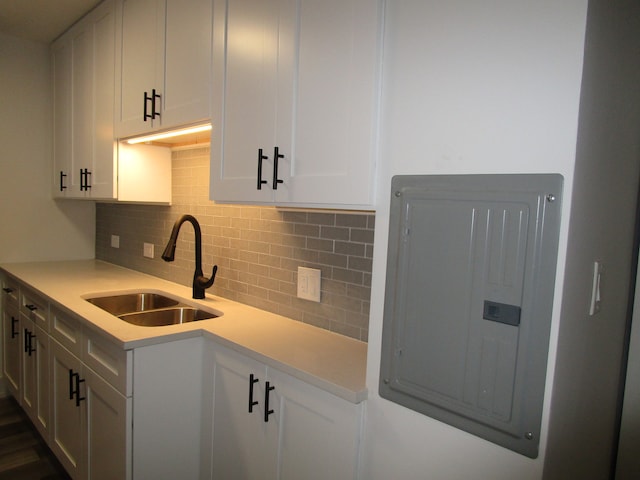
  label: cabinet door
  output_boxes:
[210,0,280,203]
[211,0,381,209]
[85,367,131,480]
[268,367,363,480]
[274,0,381,208]
[162,0,212,129]
[21,318,50,440]
[2,304,21,397]
[52,37,73,198]
[211,347,276,480]
[33,325,51,438]
[52,0,117,200]
[86,0,118,199]
[50,340,86,479]
[117,0,212,138]
[116,0,164,137]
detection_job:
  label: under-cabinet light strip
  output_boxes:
[125,124,212,144]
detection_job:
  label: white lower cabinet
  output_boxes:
[2,303,21,397]
[50,336,131,480]
[21,318,50,439]
[2,274,364,480]
[207,345,363,480]
[131,337,205,480]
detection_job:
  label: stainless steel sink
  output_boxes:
[87,293,179,315]
[85,292,219,326]
[118,307,217,326]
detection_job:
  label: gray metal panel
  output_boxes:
[379,174,563,458]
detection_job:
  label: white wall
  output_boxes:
[544,0,640,478]
[618,268,640,478]
[362,1,588,478]
[0,32,95,263]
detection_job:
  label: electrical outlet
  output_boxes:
[297,267,321,302]
[143,243,154,259]
[111,235,120,248]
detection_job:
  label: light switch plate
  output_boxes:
[143,242,154,259]
[111,235,120,248]
[589,261,603,315]
[297,267,321,302]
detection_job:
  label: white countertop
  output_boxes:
[0,260,367,403]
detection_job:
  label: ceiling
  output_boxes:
[0,0,101,43]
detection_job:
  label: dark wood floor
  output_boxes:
[0,396,70,480]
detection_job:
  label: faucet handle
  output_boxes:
[197,265,218,290]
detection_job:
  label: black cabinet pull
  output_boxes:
[24,329,36,356]
[80,168,92,191]
[143,91,150,120]
[75,375,86,407]
[69,369,86,406]
[11,316,18,339]
[59,171,67,191]
[264,381,275,422]
[2,287,13,294]
[25,304,37,311]
[257,149,269,190]
[69,369,76,400]
[248,373,259,413]
[144,89,161,121]
[151,89,160,119]
[272,147,284,190]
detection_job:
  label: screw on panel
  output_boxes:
[395,191,402,197]
[546,194,556,203]
[524,432,534,440]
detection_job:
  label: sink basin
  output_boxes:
[118,307,218,326]
[87,293,179,315]
[85,292,220,326]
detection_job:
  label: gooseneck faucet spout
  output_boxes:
[162,214,218,299]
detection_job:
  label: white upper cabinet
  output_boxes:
[210,0,382,209]
[52,0,118,199]
[52,0,172,204]
[115,0,213,138]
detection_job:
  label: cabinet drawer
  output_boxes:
[2,277,20,309]
[50,307,83,357]
[21,288,50,332]
[84,331,132,397]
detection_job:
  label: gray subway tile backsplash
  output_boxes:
[95,145,373,341]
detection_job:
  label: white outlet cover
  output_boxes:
[111,235,120,248]
[297,266,321,302]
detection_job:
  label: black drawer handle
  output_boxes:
[25,304,37,311]
[2,287,14,294]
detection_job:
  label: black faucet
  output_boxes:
[161,214,218,299]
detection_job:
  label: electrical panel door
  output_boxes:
[380,174,563,458]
